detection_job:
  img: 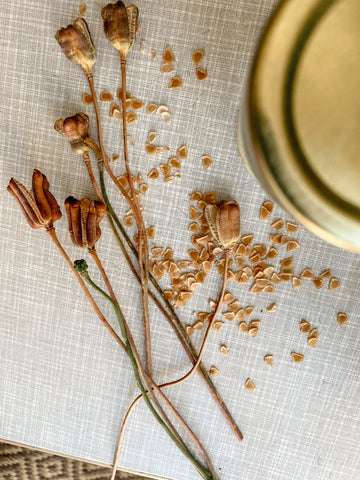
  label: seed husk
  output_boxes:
[300,319,311,333]
[196,68,208,80]
[160,63,175,74]
[168,76,183,88]
[337,312,348,326]
[192,49,205,66]
[264,355,274,367]
[266,246,278,259]
[151,246,163,257]
[220,345,229,356]
[209,366,219,377]
[329,277,340,290]
[266,303,277,312]
[291,352,304,363]
[126,111,138,124]
[222,311,236,321]
[162,247,173,259]
[245,378,256,391]
[163,45,175,63]
[244,306,254,318]
[131,98,145,110]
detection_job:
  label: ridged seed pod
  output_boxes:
[101,1,138,58]
[204,200,241,250]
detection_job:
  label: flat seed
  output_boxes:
[228,300,240,312]
[151,246,163,257]
[266,247,278,259]
[312,277,324,289]
[271,218,284,230]
[190,191,203,202]
[259,201,274,220]
[146,103,158,114]
[291,352,304,363]
[267,303,277,312]
[201,155,213,169]
[147,168,159,180]
[178,260,191,270]
[245,306,254,318]
[159,164,172,177]
[269,234,282,245]
[140,40,148,52]
[300,319,311,333]
[264,355,274,367]
[292,277,303,289]
[109,103,122,121]
[80,3,87,15]
[163,45,175,63]
[287,240,300,252]
[329,277,340,290]
[196,68,208,80]
[286,221,298,233]
[245,378,256,391]
[337,312,348,326]
[145,143,158,156]
[242,266,253,277]
[263,284,275,293]
[153,264,164,280]
[168,157,181,168]
[193,320,204,331]
[147,131,158,144]
[131,98,145,110]
[256,278,269,288]
[212,321,224,332]
[162,247,173,259]
[140,183,149,195]
[319,269,331,278]
[188,222,201,233]
[279,273,292,282]
[220,344,229,356]
[192,49,205,66]
[160,63,175,74]
[156,105,169,115]
[263,266,275,278]
[100,90,113,101]
[163,110,173,122]
[249,320,260,328]
[238,321,248,333]
[280,257,294,268]
[203,192,217,203]
[177,145,188,160]
[202,260,212,272]
[189,206,200,220]
[249,252,261,264]
[151,49,156,60]
[126,111,138,124]
[223,292,234,304]
[241,234,254,245]
[300,268,314,279]
[147,226,155,239]
[209,366,219,377]
[128,137,135,147]
[82,92,93,104]
[308,328,319,348]
[270,273,282,285]
[236,309,244,320]
[116,88,131,101]
[222,311,236,321]
[186,325,194,336]
[124,215,134,227]
[168,76,183,88]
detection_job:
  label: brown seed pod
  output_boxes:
[101,1,138,58]
[204,200,241,250]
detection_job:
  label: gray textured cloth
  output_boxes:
[1,1,360,480]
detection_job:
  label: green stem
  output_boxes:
[83,272,213,480]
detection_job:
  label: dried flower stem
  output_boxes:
[82,152,103,200]
[83,271,215,480]
[45,227,126,352]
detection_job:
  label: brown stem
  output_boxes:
[88,248,118,305]
[45,227,126,353]
[120,56,151,376]
[82,152,103,201]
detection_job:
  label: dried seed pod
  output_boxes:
[55,18,96,73]
[65,196,106,249]
[54,113,90,154]
[8,170,62,230]
[101,1,138,58]
[204,200,241,250]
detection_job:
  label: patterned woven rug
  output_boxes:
[0,441,151,480]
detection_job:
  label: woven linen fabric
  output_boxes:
[1,1,360,480]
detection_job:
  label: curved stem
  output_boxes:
[83,272,214,480]
[45,227,126,353]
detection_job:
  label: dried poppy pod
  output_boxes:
[101,1,138,59]
[204,200,241,250]
[65,196,106,249]
[55,18,96,74]
[54,113,90,154]
[8,170,62,230]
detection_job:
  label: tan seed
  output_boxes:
[146,226,155,239]
[178,260,191,270]
[123,215,134,227]
[196,68,208,80]
[109,103,122,121]
[307,328,319,348]
[271,218,284,230]
[100,90,113,101]
[186,325,194,336]
[337,312,348,326]
[222,311,236,321]
[140,40,148,53]
[267,303,277,312]
[300,268,314,279]
[168,157,181,168]
[153,264,164,280]
[131,98,145,110]
[228,300,240,312]
[162,247,173,260]
[264,355,274,367]
[220,345,229,356]
[147,168,159,180]
[291,352,304,363]
[259,201,274,220]
[280,257,294,268]
[269,234,283,245]
[160,63,175,74]
[82,92,93,105]
[287,240,300,252]
[189,206,200,220]
[151,49,156,60]
[209,366,219,377]
[245,306,254,318]
[159,164,172,177]
[241,234,254,245]
[201,155,213,169]
[192,49,205,66]
[319,269,331,278]
[279,273,292,282]
[286,221,298,233]
[238,321,248,333]
[223,292,234,304]
[245,378,256,391]
[126,111,138,124]
[146,103,158,114]
[116,88,131,101]
[168,76,183,89]
[151,246,163,257]
[312,277,324,289]
[292,277,303,289]
[190,191,203,202]
[193,320,204,331]
[300,319,311,333]
[177,145,188,160]
[329,277,340,290]
[203,192,217,203]
[212,321,224,332]
[80,3,87,15]
[263,284,276,293]
[266,247,278,259]
[249,320,261,328]
[248,326,259,337]
[163,45,175,63]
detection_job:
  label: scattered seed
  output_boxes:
[123,215,134,227]
[269,234,283,245]
[245,378,256,391]
[80,3,87,15]
[312,277,324,289]
[307,328,319,348]
[266,303,277,312]
[337,312,348,326]
[168,76,183,88]
[147,131,158,144]
[147,168,159,180]
[145,143,158,156]
[193,320,204,331]
[285,221,298,233]
[131,98,145,110]
[220,344,229,356]
[249,320,261,328]
[160,63,175,74]
[212,321,224,332]
[186,325,194,336]
[292,277,303,289]
[209,366,219,377]
[82,92,93,105]
[152,264,164,280]
[291,352,304,363]
[266,246,278,259]
[140,39,147,52]
[162,247,173,259]
[175,145,187,160]
[319,269,331,278]
[167,157,180,168]
[245,306,254,318]
[228,300,240,312]
[300,319,311,333]
[222,311,236,321]
[146,103,158,114]
[151,246,163,257]
[259,201,274,220]
[264,355,274,367]
[98,90,113,102]
[271,218,284,230]
[116,88,131,101]
[199,154,213,170]
[112,153,119,162]
[161,111,172,124]
[238,321,248,333]
[248,326,259,337]
[147,226,155,239]
[126,111,138,124]
[151,49,157,59]
[189,191,202,202]
[329,277,340,290]
[109,103,122,121]
[163,46,175,63]
[196,68,208,80]
[287,240,300,252]
[192,49,205,66]
[300,268,314,279]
